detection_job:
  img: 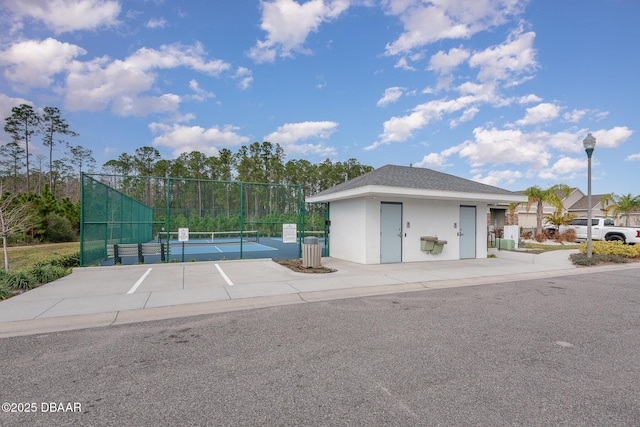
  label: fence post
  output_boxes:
[114,244,120,265]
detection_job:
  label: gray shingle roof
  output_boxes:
[569,194,607,210]
[311,164,519,197]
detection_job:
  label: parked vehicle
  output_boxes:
[559,218,640,244]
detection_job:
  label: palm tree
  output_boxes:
[601,193,640,226]
[523,184,571,233]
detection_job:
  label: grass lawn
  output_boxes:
[5,242,80,271]
[519,242,581,252]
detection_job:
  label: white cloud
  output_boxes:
[248,0,350,63]
[370,95,478,147]
[394,57,416,71]
[4,0,121,33]
[415,152,448,169]
[469,28,537,84]
[625,153,640,161]
[0,94,31,141]
[546,131,583,153]
[0,38,86,88]
[538,156,585,180]
[377,87,405,106]
[234,67,253,90]
[471,169,523,186]
[429,47,470,74]
[65,43,232,115]
[383,0,524,55]
[563,109,587,123]
[149,122,250,157]
[458,127,551,169]
[414,145,461,169]
[112,93,181,116]
[515,102,560,125]
[146,18,168,29]
[591,126,633,148]
[187,79,215,102]
[518,94,542,104]
[264,121,338,156]
[456,81,497,100]
[449,106,479,128]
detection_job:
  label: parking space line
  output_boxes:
[215,264,234,286]
[127,268,153,294]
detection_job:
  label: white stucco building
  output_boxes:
[306,165,527,265]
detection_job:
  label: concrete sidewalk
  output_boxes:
[1,249,634,338]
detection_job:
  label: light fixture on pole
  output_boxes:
[583,133,596,258]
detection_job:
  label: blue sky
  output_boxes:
[1,0,638,195]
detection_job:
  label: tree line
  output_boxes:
[1,104,373,249]
[101,142,373,201]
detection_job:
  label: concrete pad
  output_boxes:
[0,298,63,322]
[286,276,353,292]
[133,266,184,292]
[36,293,150,318]
[10,268,140,300]
[224,281,299,299]
[184,264,230,288]
[144,286,230,308]
[215,259,300,285]
[3,251,621,338]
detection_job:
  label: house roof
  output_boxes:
[569,194,607,211]
[306,164,527,204]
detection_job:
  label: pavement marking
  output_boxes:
[215,264,234,286]
[127,268,153,294]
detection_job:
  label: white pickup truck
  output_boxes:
[561,218,640,244]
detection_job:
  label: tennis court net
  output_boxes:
[156,230,260,244]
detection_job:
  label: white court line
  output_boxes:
[215,264,234,286]
[127,268,152,294]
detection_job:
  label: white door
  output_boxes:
[380,202,402,263]
[459,206,476,259]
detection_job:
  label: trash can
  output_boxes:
[302,236,321,268]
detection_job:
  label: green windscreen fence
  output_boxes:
[80,174,154,266]
[80,173,318,266]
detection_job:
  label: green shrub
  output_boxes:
[570,252,630,266]
[4,271,37,290]
[29,264,67,284]
[579,241,640,258]
[48,252,80,269]
[0,285,11,300]
[42,212,76,243]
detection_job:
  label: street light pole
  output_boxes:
[583,133,596,258]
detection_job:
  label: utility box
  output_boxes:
[498,239,515,250]
[420,236,438,251]
[302,236,321,268]
[431,240,447,255]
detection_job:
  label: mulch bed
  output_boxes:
[274,259,336,274]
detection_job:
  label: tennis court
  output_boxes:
[81,173,329,267]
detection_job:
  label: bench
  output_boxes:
[107,243,166,264]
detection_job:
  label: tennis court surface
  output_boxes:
[101,231,327,266]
